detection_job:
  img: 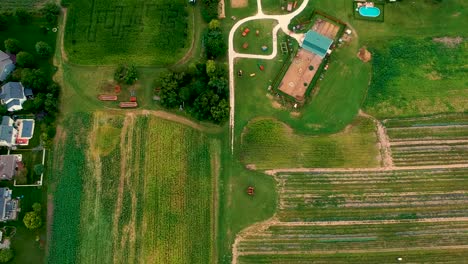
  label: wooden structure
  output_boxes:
[119,102,138,108]
[98,95,118,101]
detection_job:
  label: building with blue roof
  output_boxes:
[0,82,26,112]
[0,51,15,82]
[301,30,333,58]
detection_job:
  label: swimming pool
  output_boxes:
[359,6,381,18]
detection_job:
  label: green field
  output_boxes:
[234,167,468,262]
[383,114,468,166]
[48,112,218,263]
[240,117,379,169]
[63,0,191,65]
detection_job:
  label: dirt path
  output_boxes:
[359,110,393,167]
[173,6,197,66]
[112,113,135,264]
[59,8,69,62]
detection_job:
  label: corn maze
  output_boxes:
[234,168,468,263]
[65,0,189,65]
[0,0,47,11]
[383,114,468,166]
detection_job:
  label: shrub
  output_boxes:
[0,249,14,263]
[4,38,21,54]
[32,202,42,212]
[34,164,44,176]
[0,15,7,31]
[21,68,49,92]
[114,64,138,85]
[23,211,42,230]
[16,9,31,24]
[41,2,61,25]
[35,41,53,57]
[16,51,35,67]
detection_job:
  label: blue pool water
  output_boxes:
[359,6,381,18]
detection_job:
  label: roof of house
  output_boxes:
[0,155,17,180]
[6,99,21,110]
[0,126,14,143]
[0,188,8,218]
[1,117,11,126]
[302,31,333,58]
[0,82,25,101]
[20,120,34,138]
[24,88,33,97]
[0,51,14,82]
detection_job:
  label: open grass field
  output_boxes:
[383,114,468,167]
[261,0,304,15]
[240,117,379,169]
[234,167,468,262]
[63,0,191,65]
[48,112,218,263]
[364,37,467,118]
[234,19,277,55]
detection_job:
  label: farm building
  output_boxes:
[0,51,15,82]
[0,82,27,112]
[0,188,20,222]
[302,31,333,58]
[0,155,22,181]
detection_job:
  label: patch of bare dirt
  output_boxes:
[290,111,300,118]
[426,70,442,80]
[357,46,372,62]
[359,110,393,168]
[266,94,284,109]
[231,0,248,8]
[452,12,461,17]
[218,0,226,18]
[433,37,463,48]
[246,164,257,170]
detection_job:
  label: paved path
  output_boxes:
[228,0,310,153]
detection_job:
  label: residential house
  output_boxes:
[0,155,21,180]
[0,116,18,148]
[0,51,15,82]
[0,82,27,112]
[0,188,20,222]
[15,119,35,145]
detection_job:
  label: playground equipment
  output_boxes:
[130,90,137,102]
[247,186,255,196]
[261,45,268,52]
[243,42,249,49]
[242,28,250,37]
[98,95,118,101]
[115,85,121,94]
[258,64,265,71]
[256,30,259,36]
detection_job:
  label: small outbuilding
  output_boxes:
[301,30,334,58]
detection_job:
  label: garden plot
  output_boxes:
[233,168,468,263]
[383,115,468,166]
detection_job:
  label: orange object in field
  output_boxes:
[114,85,121,93]
[130,96,137,102]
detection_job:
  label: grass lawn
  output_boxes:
[0,16,57,77]
[63,0,191,66]
[240,117,379,169]
[49,112,218,263]
[10,149,45,185]
[234,19,277,55]
[262,0,304,15]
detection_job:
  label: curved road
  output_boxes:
[228,0,310,152]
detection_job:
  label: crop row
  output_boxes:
[383,114,468,128]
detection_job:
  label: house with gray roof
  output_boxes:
[0,117,17,148]
[0,155,21,180]
[0,82,26,112]
[0,188,19,222]
[0,51,15,82]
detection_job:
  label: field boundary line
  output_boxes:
[387,124,468,130]
[265,163,468,175]
[359,110,394,167]
[390,139,468,146]
[270,217,468,226]
[238,245,468,256]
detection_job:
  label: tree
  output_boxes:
[32,202,42,212]
[0,249,14,263]
[0,105,7,116]
[192,90,219,120]
[206,60,216,78]
[35,41,52,57]
[16,9,31,24]
[124,65,138,84]
[208,19,220,30]
[34,164,44,176]
[4,38,21,54]
[204,29,226,58]
[44,93,57,113]
[210,99,229,123]
[21,69,48,92]
[114,64,138,84]
[23,211,42,230]
[208,77,228,97]
[16,51,35,68]
[159,72,182,108]
[201,0,218,22]
[0,15,7,31]
[41,2,60,25]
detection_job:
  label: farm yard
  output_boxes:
[48,112,218,263]
[233,167,468,263]
[63,0,191,65]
